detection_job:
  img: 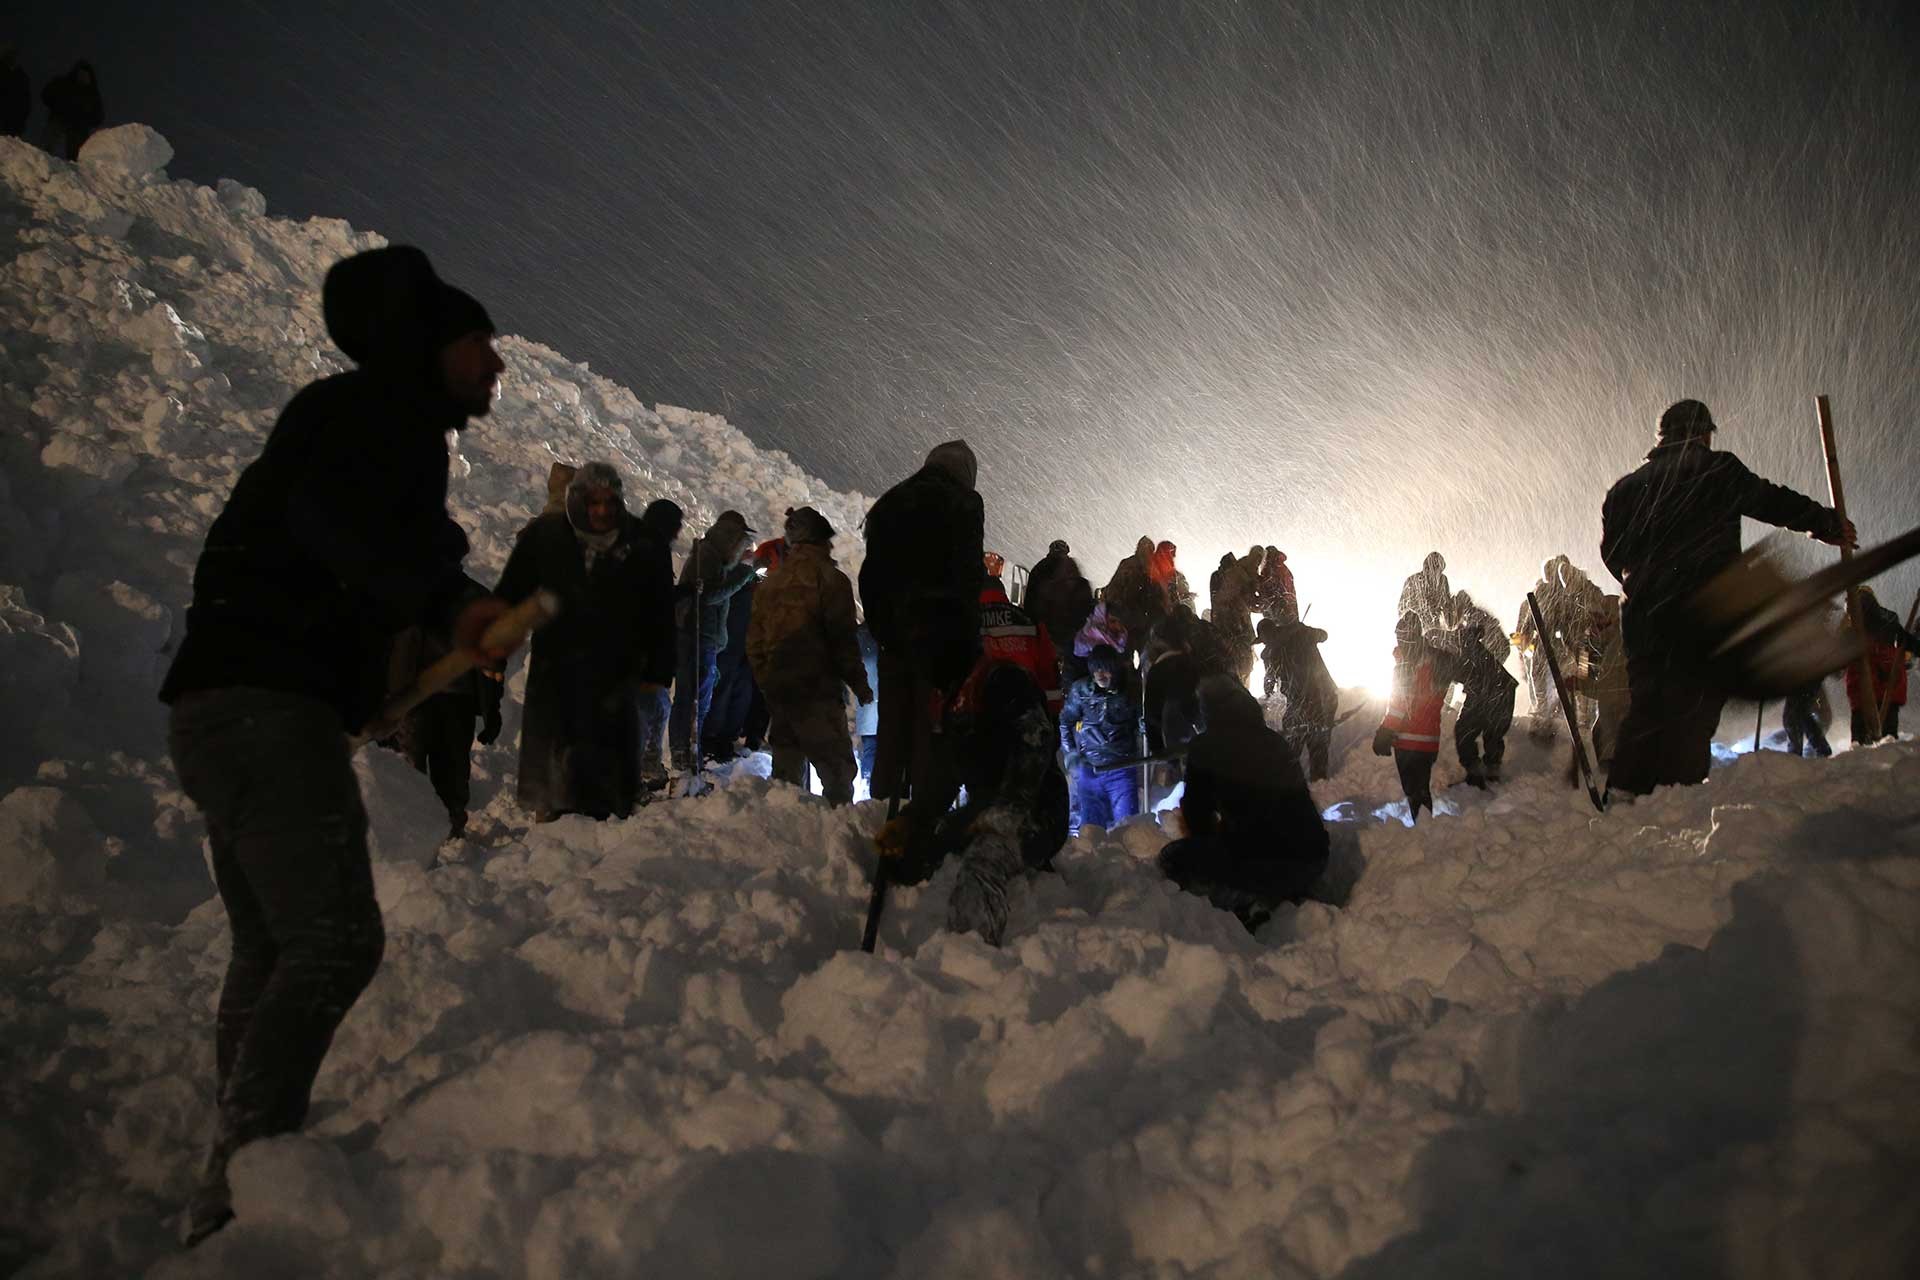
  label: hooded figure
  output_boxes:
[1023,537,1095,678]
[1158,677,1330,929]
[496,463,679,820]
[1600,399,1849,793]
[1059,644,1142,830]
[1254,546,1298,621]
[40,60,102,159]
[1257,616,1339,781]
[1397,552,1453,633]
[0,47,29,138]
[1103,536,1168,645]
[159,245,508,1247]
[858,440,987,805]
[747,507,873,804]
[1209,547,1264,681]
[670,508,758,767]
[1845,587,1920,745]
[1373,611,1466,820]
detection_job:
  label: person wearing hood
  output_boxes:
[671,508,758,769]
[1151,540,1194,611]
[1159,677,1330,929]
[1103,536,1167,647]
[747,507,873,805]
[1022,539,1094,673]
[1514,555,1569,733]
[702,539,778,763]
[1059,644,1142,831]
[858,440,986,806]
[1209,546,1263,681]
[1373,612,1466,820]
[1257,615,1339,781]
[0,46,30,138]
[1254,546,1298,622]
[160,246,515,1246]
[1601,399,1851,794]
[496,465,679,820]
[40,59,102,159]
[1426,613,1520,789]
[1845,586,1919,745]
[1397,552,1454,633]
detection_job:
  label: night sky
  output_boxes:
[14,0,1920,665]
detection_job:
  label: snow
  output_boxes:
[3,131,1919,1278]
[76,125,176,182]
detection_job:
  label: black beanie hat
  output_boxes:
[433,285,494,349]
[1657,399,1716,443]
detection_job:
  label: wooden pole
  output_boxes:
[1817,395,1882,740]
[1753,702,1764,753]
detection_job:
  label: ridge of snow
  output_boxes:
[2,130,1918,1279]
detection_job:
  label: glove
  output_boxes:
[853,681,875,706]
[1372,726,1393,757]
[1062,750,1086,774]
[874,816,912,860]
[478,713,502,746]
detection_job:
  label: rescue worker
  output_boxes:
[1257,615,1339,782]
[1373,612,1464,820]
[1846,586,1918,745]
[746,507,872,805]
[1059,645,1141,830]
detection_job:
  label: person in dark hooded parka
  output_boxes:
[1158,676,1330,928]
[1022,538,1094,676]
[1257,616,1339,781]
[495,464,679,820]
[160,245,514,1245]
[858,440,986,803]
[40,59,102,159]
[671,509,757,767]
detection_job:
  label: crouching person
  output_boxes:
[747,507,873,804]
[878,664,1069,945]
[1158,677,1329,930]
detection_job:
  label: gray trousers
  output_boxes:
[168,688,384,1190]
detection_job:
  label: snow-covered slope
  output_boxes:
[3,129,1919,1279]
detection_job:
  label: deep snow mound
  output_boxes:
[0,130,868,917]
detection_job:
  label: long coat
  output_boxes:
[496,511,674,817]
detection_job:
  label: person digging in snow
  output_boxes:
[1373,611,1465,820]
[1600,399,1852,794]
[160,245,515,1246]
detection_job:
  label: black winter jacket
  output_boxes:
[1601,442,1837,652]
[497,510,677,689]
[858,455,986,690]
[1059,677,1140,766]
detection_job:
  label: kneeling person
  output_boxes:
[1159,677,1330,928]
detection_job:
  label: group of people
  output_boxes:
[156,246,1907,1247]
[0,47,104,159]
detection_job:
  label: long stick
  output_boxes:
[1818,395,1882,740]
[1753,702,1764,753]
[355,590,557,746]
[1528,593,1606,812]
[861,682,918,953]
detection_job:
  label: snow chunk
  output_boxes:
[77,124,175,179]
[0,786,108,908]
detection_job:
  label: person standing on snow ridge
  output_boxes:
[1426,617,1518,788]
[858,440,986,806]
[0,46,30,138]
[1159,676,1330,930]
[1022,538,1094,682]
[1373,611,1465,820]
[1782,679,1833,758]
[1600,399,1852,794]
[391,573,505,842]
[1845,586,1918,746]
[160,246,514,1246]
[1254,546,1298,622]
[701,541,770,763]
[1103,536,1168,650]
[1257,615,1340,782]
[1397,552,1455,634]
[1151,540,1194,612]
[39,59,101,159]
[1209,546,1264,682]
[746,506,872,805]
[949,551,1063,720]
[670,509,757,769]
[1059,644,1142,831]
[496,465,679,821]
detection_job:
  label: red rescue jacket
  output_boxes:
[952,582,1063,719]
[1380,641,1456,753]
[1845,641,1909,709]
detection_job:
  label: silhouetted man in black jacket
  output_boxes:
[1600,399,1851,794]
[160,246,511,1245]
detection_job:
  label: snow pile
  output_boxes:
[0,131,867,917]
[3,131,1919,1278]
